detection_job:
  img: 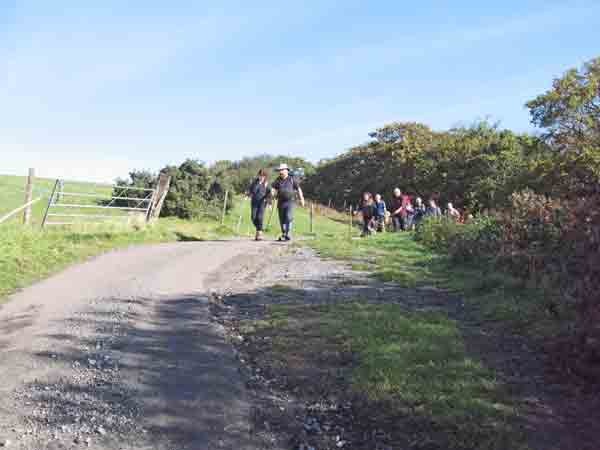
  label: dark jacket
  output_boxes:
[425,205,442,217]
[249,178,270,205]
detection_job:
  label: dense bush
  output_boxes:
[115,159,234,220]
[303,121,545,212]
[415,215,501,264]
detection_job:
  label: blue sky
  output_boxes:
[1,1,599,182]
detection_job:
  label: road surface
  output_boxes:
[0,242,275,450]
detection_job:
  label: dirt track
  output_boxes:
[0,241,290,450]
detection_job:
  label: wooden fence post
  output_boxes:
[310,202,314,234]
[23,168,35,225]
[149,173,171,221]
[56,179,64,203]
[221,190,229,225]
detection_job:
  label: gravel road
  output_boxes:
[0,241,285,450]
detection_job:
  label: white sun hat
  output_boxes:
[275,163,290,171]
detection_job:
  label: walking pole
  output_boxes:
[266,203,276,231]
[349,205,353,239]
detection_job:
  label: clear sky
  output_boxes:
[1,1,599,182]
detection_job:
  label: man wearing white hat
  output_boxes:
[271,163,305,241]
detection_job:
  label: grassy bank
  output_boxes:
[0,218,231,300]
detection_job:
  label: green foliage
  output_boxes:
[526,57,600,153]
[161,160,224,219]
[116,159,235,220]
[215,154,315,194]
[526,57,600,195]
[415,216,502,264]
[304,121,544,212]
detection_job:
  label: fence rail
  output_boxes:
[0,197,42,225]
[39,174,171,229]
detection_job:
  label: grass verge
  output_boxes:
[308,230,559,336]
[0,218,230,300]
[246,302,528,450]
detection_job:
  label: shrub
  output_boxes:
[415,215,501,264]
[416,190,600,379]
[115,160,236,220]
[495,190,565,279]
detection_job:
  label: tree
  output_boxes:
[527,56,600,152]
[526,56,600,194]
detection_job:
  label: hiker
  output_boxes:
[446,202,461,221]
[425,198,442,217]
[357,192,376,237]
[404,197,415,230]
[271,163,305,241]
[390,188,404,231]
[374,193,387,232]
[413,197,427,226]
[248,168,270,241]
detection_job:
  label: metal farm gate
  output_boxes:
[41,174,171,229]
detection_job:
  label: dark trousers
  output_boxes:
[392,215,404,231]
[278,202,294,235]
[251,202,266,231]
[363,217,374,234]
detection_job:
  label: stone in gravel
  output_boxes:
[96,426,106,435]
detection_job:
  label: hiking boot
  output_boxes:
[255,231,263,241]
[284,234,291,241]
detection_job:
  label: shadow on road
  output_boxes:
[25,294,263,450]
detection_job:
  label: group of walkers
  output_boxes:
[248,163,304,242]
[357,188,461,237]
[247,162,462,241]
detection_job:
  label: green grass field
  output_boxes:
[0,174,115,226]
